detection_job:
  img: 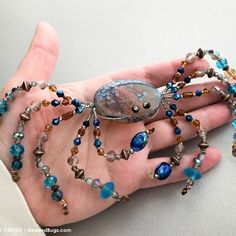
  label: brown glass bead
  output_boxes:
[177,82,185,89]
[192,119,200,127]
[93,128,101,137]
[71,146,79,155]
[45,124,53,132]
[48,84,57,92]
[42,100,50,107]
[62,96,72,106]
[170,118,178,126]
[181,61,188,67]
[172,74,179,83]
[11,171,20,182]
[97,148,105,156]
[203,88,209,94]
[74,169,85,179]
[207,68,215,78]
[120,149,130,160]
[78,127,86,136]
[21,81,31,92]
[62,111,74,120]
[182,92,193,98]
[176,135,184,142]
[20,112,31,121]
[176,109,185,116]
[120,195,130,202]
[197,48,204,58]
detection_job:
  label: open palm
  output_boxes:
[0,22,231,227]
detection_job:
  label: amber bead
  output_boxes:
[93,128,101,137]
[78,127,86,136]
[62,96,72,106]
[192,119,200,127]
[176,135,184,142]
[71,146,79,155]
[176,109,185,116]
[62,111,74,120]
[11,171,20,182]
[177,82,185,89]
[48,84,57,92]
[203,88,209,93]
[120,195,130,202]
[181,61,188,67]
[172,74,179,83]
[97,148,105,156]
[170,117,178,126]
[182,92,193,98]
[42,100,50,107]
[45,124,53,132]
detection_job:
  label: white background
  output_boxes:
[1,1,236,236]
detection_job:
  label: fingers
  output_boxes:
[146,102,232,152]
[140,146,221,189]
[6,22,59,91]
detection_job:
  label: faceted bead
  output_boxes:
[166,82,173,89]
[21,81,31,91]
[51,100,60,107]
[52,118,60,125]
[56,90,64,98]
[216,58,228,69]
[173,93,181,100]
[74,137,81,146]
[83,120,90,127]
[177,67,184,74]
[92,179,101,189]
[93,119,100,127]
[78,127,86,136]
[44,175,57,188]
[85,177,93,185]
[106,151,117,162]
[176,109,185,116]
[174,143,184,153]
[94,139,102,148]
[51,190,63,201]
[183,167,202,180]
[13,132,24,140]
[183,92,193,98]
[171,87,178,93]
[42,100,50,107]
[120,149,130,160]
[71,146,79,155]
[166,110,173,117]
[231,119,236,128]
[170,104,177,110]
[72,98,81,107]
[194,158,202,167]
[45,124,53,132]
[170,118,178,126]
[0,99,8,114]
[9,144,25,157]
[195,90,203,96]
[185,115,193,122]
[62,97,70,106]
[97,148,105,156]
[130,131,148,152]
[48,84,57,92]
[5,91,15,101]
[100,182,115,199]
[175,127,181,135]
[39,165,50,175]
[74,169,85,179]
[154,162,172,180]
[12,160,23,170]
[62,111,74,120]
[67,156,79,166]
[184,76,191,83]
[93,128,101,137]
[227,84,236,94]
[75,106,84,114]
[192,119,200,127]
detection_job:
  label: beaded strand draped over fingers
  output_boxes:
[0,23,234,227]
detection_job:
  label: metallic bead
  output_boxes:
[74,169,85,179]
[111,191,120,199]
[198,141,209,150]
[33,147,45,157]
[185,52,196,63]
[39,165,50,174]
[193,158,202,167]
[20,112,31,121]
[120,195,130,202]
[92,179,100,189]
[5,91,15,101]
[170,156,180,166]
[187,179,194,186]
[120,149,130,160]
[106,151,117,162]
[181,187,188,195]
[36,161,44,168]
[67,156,79,166]
[174,143,184,154]
[13,132,24,140]
[85,177,93,185]
[21,81,31,91]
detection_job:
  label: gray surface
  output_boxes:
[1,0,236,236]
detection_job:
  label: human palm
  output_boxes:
[0,22,231,227]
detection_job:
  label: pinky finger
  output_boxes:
[139,146,221,189]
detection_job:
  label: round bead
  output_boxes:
[170,104,177,110]
[216,58,228,69]
[193,158,202,167]
[106,151,117,162]
[51,190,63,201]
[184,76,191,83]
[185,115,193,122]
[183,167,202,180]
[9,144,25,157]
[0,99,8,114]
[72,98,81,107]
[12,160,23,170]
[130,131,148,152]
[52,118,60,125]
[39,165,50,174]
[100,182,115,199]
[56,90,64,97]
[93,119,100,127]
[85,177,93,185]
[177,67,184,74]
[83,120,90,127]
[75,106,83,114]
[166,110,173,117]
[74,137,81,146]
[51,99,60,107]
[175,127,181,135]
[154,162,172,180]
[228,84,236,94]
[44,175,57,188]
[195,90,203,96]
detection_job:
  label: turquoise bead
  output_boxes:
[228,84,236,94]
[100,182,114,199]
[9,144,25,157]
[216,58,228,69]
[44,176,57,188]
[231,119,236,129]
[12,160,23,170]
[130,131,148,152]
[183,167,202,180]
[0,99,8,114]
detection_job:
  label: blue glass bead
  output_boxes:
[100,181,114,199]
[227,84,236,94]
[177,67,184,74]
[172,93,181,100]
[93,119,100,127]
[75,106,83,114]
[208,49,214,54]
[94,139,102,148]
[166,110,173,117]
[184,167,202,180]
[74,137,81,145]
[5,91,14,101]
[185,115,193,122]
[166,82,173,89]
[233,109,236,116]
[83,120,90,127]
[52,118,60,125]
[51,99,60,107]
[233,133,236,140]
[0,99,8,114]
[170,104,177,110]
[44,176,57,188]
[130,131,148,152]
[231,119,236,128]
[195,90,203,96]
[154,162,172,180]
[171,87,178,93]
[12,160,23,170]
[72,98,81,107]
[184,76,191,83]
[9,144,25,157]
[175,127,181,135]
[216,58,228,69]
[51,190,63,201]
[56,90,64,98]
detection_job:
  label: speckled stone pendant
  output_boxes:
[94,80,161,122]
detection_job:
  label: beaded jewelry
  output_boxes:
[0,48,235,215]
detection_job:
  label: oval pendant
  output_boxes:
[94,80,161,122]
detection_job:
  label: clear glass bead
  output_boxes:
[30,101,41,112]
[185,53,196,63]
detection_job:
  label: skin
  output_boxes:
[0,22,232,227]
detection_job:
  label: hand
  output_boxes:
[0,22,231,227]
